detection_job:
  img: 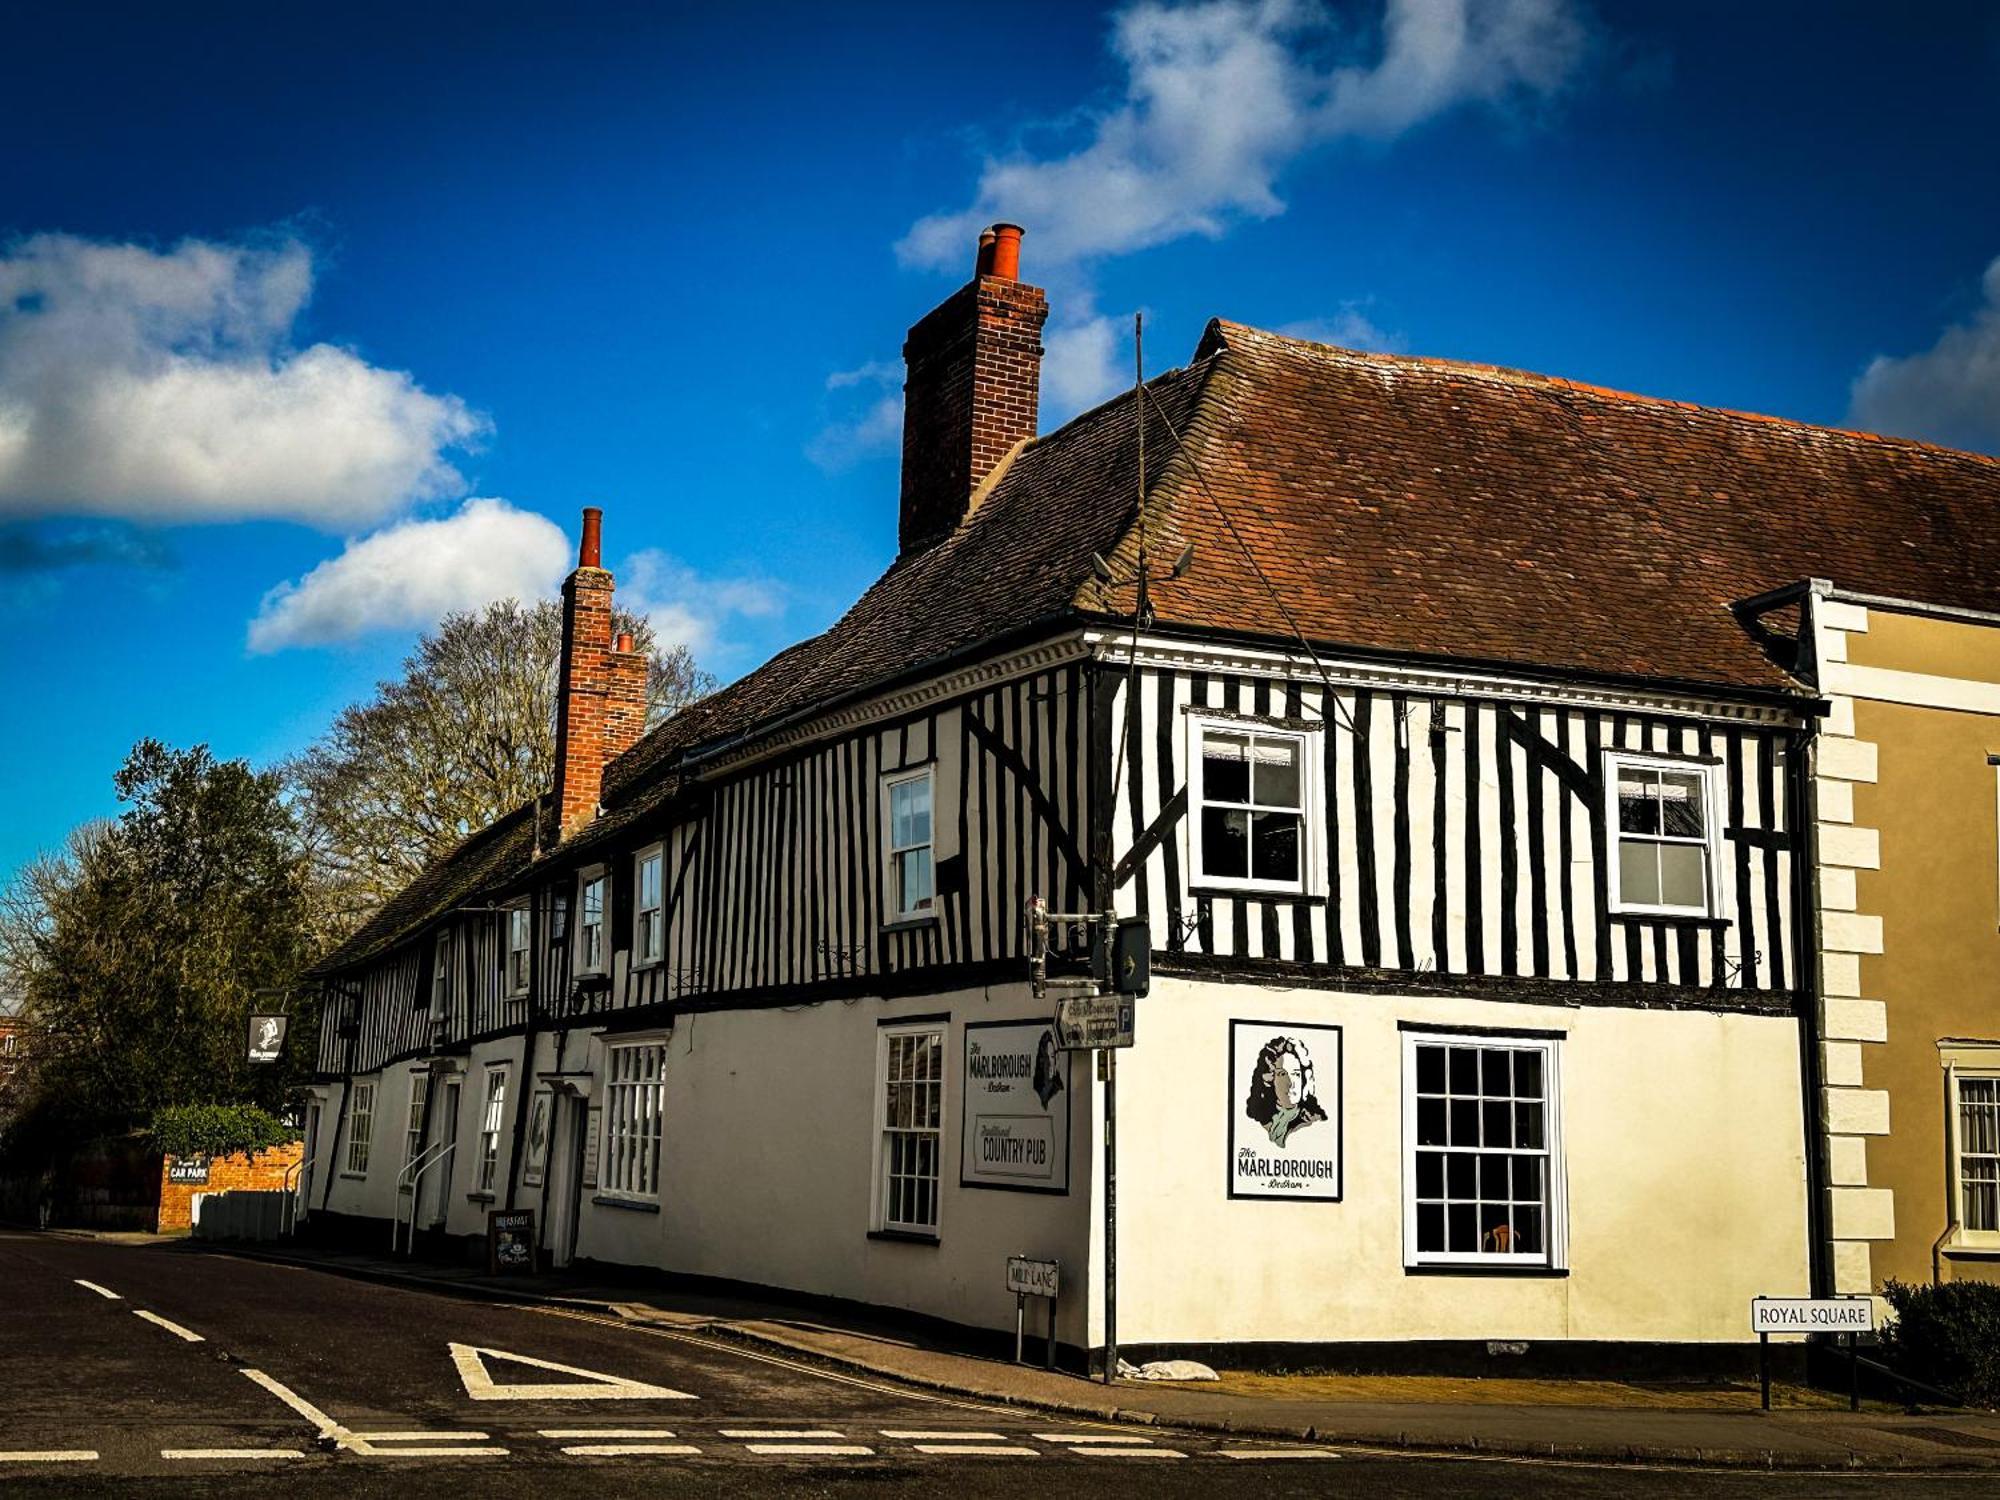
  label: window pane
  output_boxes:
[1619,840,1662,906]
[1449,1099,1478,1146]
[1448,1047,1479,1094]
[1481,1101,1511,1152]
[640,854,661,909]
[1251,738,1301,808]
[1481,1050,1510,1097]
[1515,1051,1544,1099]
[1658,842,1708,908]
[1203,732,1252,804]
[1201,806,1249,878]
[1514,1102,1545,1150]
[1250,811,1300,883]
[1512,1154,1544,1200]
[1446,1154,1475,1198]
[898,847,933,913]
[1416,1045,1445,1094]
[1618,773,1661,835]
[1513,1203,1544,1254]
[1659,772,1706,836]
[1415,1153,1442,1198]
[1417,1202,1444,1252]
[1448,1202,1478,1252]
[1416,1097,1446,1146]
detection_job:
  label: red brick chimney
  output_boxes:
[899,223,1047,556]
[554,507,648,838]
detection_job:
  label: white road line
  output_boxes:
[743,1443,874,1457]
[161,1449,305,1461]
[719,1429,845,1439]
[881,1430,1007,1440]
[561,1444,701,1457]
[133,1309,205,1343]
[364,1446,512,1458]
[540,1429,680,1439]
[1077,1448,1187,1459]
[240,1367,343,1443]
[350,1431,491,1442]
[73,1279,122,1300]
[1222,1448,1342,1460]
[1034,1433,1152,1443]
[0,1451,99,1463]
[913,1444,1038,1457]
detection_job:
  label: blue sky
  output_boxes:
[4,1,1999,879]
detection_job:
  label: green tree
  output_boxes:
[288,598,709,932]
[2,741,318,1146]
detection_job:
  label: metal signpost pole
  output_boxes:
[1760,1331,1770,1411]
[1103,1044,1117,1385]
[1015,1291,1026,1366]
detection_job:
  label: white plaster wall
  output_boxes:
[570,983,1094,1343]
[1104,978,1811,1347]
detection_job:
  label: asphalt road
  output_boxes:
[0,1229,1984,1497]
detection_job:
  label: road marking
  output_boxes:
[561,1444,702,1456]
[881,1430,1007,1440]
[161,1449,305,1461]
[540,1429,681,1439]
[133,1309,205,1342]
[1077,1448,1187,1459]
[720,1428,845,1439]
[74,1279,122,1300]
[241,1367,510,1457]
[0,1452,98,1463]
[350,1431,492,1442]
[913,1444,1038,1457]
[242,1368,342,1443]
[365,1446,513,1457]
[1034,1433,1151,1443]
[743,1443,874,1457]
[449,1342,695,1402]
[1222,1448,1342,1460]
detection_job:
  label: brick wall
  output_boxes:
[157,1142,302,1234]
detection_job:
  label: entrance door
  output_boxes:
[545,1093,586,1269]
[427,1078,462,1231]
[300,1102,322,1220]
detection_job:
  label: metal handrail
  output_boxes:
[282,1156,306,1235]
[394,1142,455,1255]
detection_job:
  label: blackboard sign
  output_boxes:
[167,1156,210,1185]
[487,1208,537,1275]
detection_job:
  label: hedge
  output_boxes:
[149,1104,299,1161]
[1880,1278,2000,1409]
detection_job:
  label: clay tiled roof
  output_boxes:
[1130,321,2000,692]
[317,317,2000,975]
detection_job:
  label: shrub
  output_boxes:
[148,1104,298,1161]
[1879,1279,2000,1408]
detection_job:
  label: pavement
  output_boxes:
[6,1225,2000,1497]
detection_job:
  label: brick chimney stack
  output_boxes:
[554,507,649,838]
[898,223,1047,557]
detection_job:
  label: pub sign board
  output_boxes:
[167,1156,211,1186]
[1227,1020,1343,1201]
[961,1020,1070,1194]
[487,1208,537,1275]
[247,1014,287,1064]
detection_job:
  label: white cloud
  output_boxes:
[1848,255,2000,454]
[247,498,566,652]
[0,232,484,528]
[1044,313,1132,414]
[898,0,1587,271]
[807,359,905,471]
[1279,302,1407,352]
[616,548,783,658]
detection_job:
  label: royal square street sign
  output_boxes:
[1006,1255,1060,1299]
[1054,992,1134,1051]
[1751,1297,1876,1335]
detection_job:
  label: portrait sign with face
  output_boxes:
[960,1019,1071,1194]
[1228,1020,1342,1201]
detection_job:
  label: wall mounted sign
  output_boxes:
[961,1019,1071,1194]
[247,1014,287,1063]
[521,1090,551,1189]
[167,1156,210,1185]
[1054,993,1134,1050]
[1227,1020,1343,1201]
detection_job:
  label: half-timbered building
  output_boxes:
[301,223,2000,1369]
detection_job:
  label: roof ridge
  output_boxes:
[1208,318,2000,472]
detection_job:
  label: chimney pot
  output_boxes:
[988,223,1023,282]
[615,631,634,653]
[975,228,997,277]
[579,506,603,569]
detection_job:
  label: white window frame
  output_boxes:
[1187,714,1322,895]
[634,845,664,968]
[344,1082,375,1177]
[883,767,937,925]
[1401,1030,1567,1270]
[1946,1047,2000,1251]
[403,1069,430,1172]
[575,867,608,976]
[430,930,451,1014]
[505,902,532,997]
[476,1065,508,1195]
[872,1021,946,1237]
[600,1038,667,1202]
[1603,750,1725,918]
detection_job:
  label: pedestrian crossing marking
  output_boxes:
[448,1343,696,1402]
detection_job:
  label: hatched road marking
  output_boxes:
[450,1342,695,1402]
[133,1309,204,1342]
[73,1279,122,1300]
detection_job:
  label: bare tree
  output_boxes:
[288,600,710,933]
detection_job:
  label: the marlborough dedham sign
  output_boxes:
[1228,1019,1343,1201]
[960,1020,1070,1193]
